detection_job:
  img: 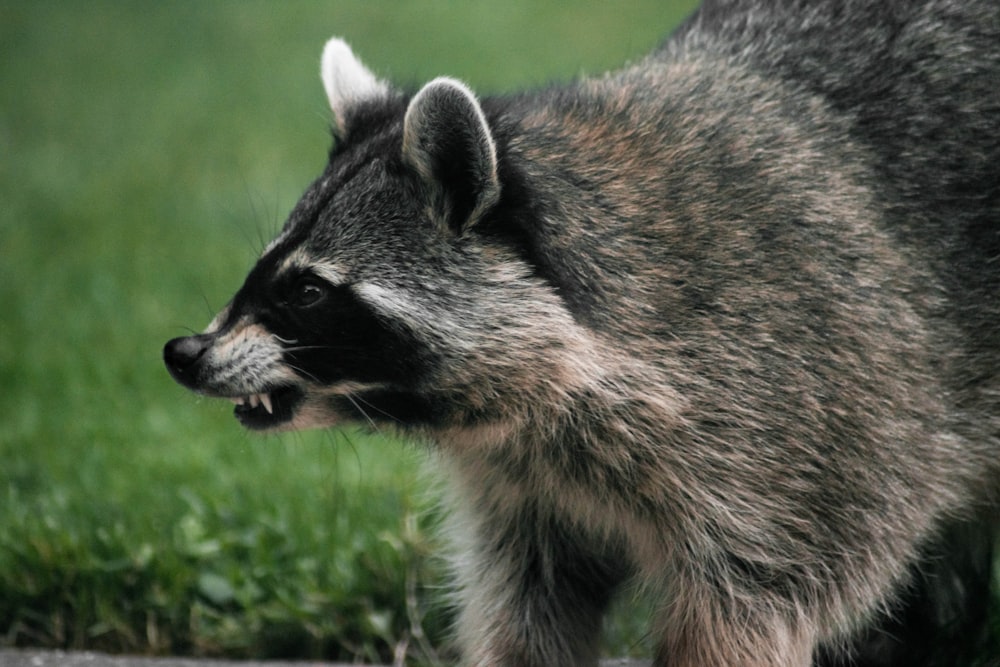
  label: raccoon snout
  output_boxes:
[163,334,213,389]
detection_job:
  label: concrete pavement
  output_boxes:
[0,650,355,667]
[0,649,651,667]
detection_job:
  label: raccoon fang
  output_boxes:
[164,1,1000,665]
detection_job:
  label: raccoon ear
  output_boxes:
[402,77,500,234]
[321,37,388,137]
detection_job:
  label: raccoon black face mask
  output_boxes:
[165,2,1000,664]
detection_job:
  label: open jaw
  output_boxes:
[228,385,304,430]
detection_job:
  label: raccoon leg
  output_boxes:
[451,505,624,667]
[815,514,996,667]
[651,568,817,667]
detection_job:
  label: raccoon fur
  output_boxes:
[163,0,1000,664]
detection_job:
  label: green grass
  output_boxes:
[0,1,697,662]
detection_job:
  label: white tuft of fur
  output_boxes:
[320,37,387,135]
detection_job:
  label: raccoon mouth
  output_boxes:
[229,385,303,430]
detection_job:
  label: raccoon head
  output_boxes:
[164,38,589,434]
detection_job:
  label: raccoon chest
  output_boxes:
[443,425,673,543]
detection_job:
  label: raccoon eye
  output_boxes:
[290,278,327,309]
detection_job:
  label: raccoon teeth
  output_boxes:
[229,394,273,414]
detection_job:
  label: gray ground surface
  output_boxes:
[0,651,347,667]
[0,650,651,667]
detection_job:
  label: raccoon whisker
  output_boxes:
[240,176,283,257]
[284,362,324,385]
[281,344,337,354]
[277,341,362,354]
[348,391,404,425]
[199,290,216,321]
[343,392,380,432]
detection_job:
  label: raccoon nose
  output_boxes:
[163,334,212,387]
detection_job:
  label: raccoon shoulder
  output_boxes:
[478,55,889,346]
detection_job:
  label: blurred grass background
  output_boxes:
[0,1,699,663]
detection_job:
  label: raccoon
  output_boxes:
[163,0,1000,665]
